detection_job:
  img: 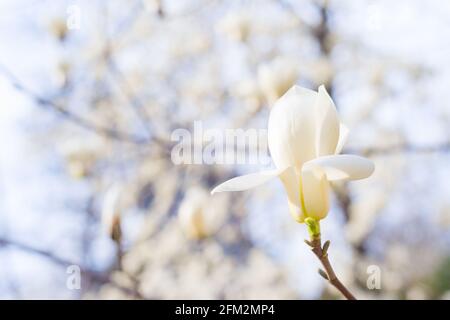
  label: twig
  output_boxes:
[0,237,84,269]
[304,218,356,300]
[304,228,356,300]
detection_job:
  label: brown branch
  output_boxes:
[0,237,84,269]
[0,236,143,298]
[347,142,450,156]
[305,236,356,300]
[107,58,153,137]
[0,64,148,145]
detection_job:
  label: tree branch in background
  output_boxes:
[0,64,148,145]
[0,236,143,298]
[349,142,450,156]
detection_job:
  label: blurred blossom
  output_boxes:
[347,188,387,244]
[257,57,299,104]
[306,58,334,87]
[60,139,103,179]
[180,60,220,108]
[48,18,68,41]
[101,183,123,241]
[52,60,71,88]
[169,22,211,58]
[216,11,251,42]
[178,187,227,240]
[231,77,263,111]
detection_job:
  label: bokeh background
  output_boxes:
[1,0,450,299]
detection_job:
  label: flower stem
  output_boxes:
[306,235,356,300]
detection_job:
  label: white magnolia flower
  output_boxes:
[212,85,374,223]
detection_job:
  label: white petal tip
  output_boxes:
[210,186,221,195]
[318,85,332,98]
[353,158,375,180]
[305,154,376,181]
[210,170,283,195]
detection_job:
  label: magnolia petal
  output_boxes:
[301,164,330,220]
[315,85,340,157]
[268,85,317,169]
[279,167,306,222]
[211,168,286,194]
[335,123,349,154]
[304,154,375,181]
